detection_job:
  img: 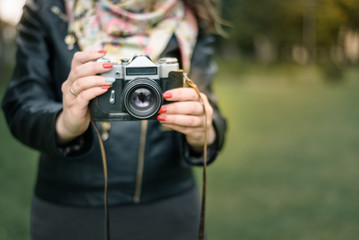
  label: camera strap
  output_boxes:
[183,73,208,240]
[91,73,208,240]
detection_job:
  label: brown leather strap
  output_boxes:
[92,121,110,240]
[183,73,208,240]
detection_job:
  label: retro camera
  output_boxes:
[89,55,184,121]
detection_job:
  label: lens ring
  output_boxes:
[123,78,162,119]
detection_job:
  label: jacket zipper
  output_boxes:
[133,120,148,203]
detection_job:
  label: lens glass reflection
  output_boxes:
[130,88,153,109]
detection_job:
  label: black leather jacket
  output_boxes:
[2,0,226,207]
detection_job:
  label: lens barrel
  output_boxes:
[123,78,162,119]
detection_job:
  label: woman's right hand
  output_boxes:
[55,50,114,144]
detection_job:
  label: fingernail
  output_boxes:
[103,62,113,68]
[105,77,115,83]
[101,85,111,89]
[162,92,172,99]
[98,50,107,54]
[157,115,166,122]
[158,106,167,114]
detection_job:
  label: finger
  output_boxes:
[162,88,199,102]
[71,50,107,69]
[159,102,204,115]
[163,89,212,117]
[157,114,204,128]
[161,123,205,137]
[73,86,111,110]
[68,61,114,84]
[70,76,112,97]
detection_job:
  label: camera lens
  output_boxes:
[123,78,162,119]
[131,88,152,108]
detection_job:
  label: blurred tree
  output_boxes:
[335,0,359,29]
[220,0,359,64]
[0,19,17,83]
[222,0,304,58]
[0,19,5,79]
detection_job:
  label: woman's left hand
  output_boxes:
[157,88,216,151]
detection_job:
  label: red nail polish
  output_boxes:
[158,106,167,114]
[163,92,172,99]
[103,62,113,68]
[101,85,111,89]
[98,50,107,54]
[157,115,166,122]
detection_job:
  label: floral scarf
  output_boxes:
[65,0,198,72]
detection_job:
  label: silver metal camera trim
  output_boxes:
[98,55,179,80]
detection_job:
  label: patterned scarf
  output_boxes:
[65,0,198,72]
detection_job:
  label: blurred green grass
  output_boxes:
[205,60,359,239]
[1,60,359,239]
[0,87,38,239]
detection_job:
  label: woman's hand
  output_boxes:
[56,50,113,144]
[157,88,216,151]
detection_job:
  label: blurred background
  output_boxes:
[1,0,359,239]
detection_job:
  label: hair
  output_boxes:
[183,0,227,36]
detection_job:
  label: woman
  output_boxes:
[2,0,226,239]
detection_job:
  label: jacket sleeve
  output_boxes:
[181,33,227,166]
[1,0,92,157]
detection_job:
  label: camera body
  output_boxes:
[90,55,184,121]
